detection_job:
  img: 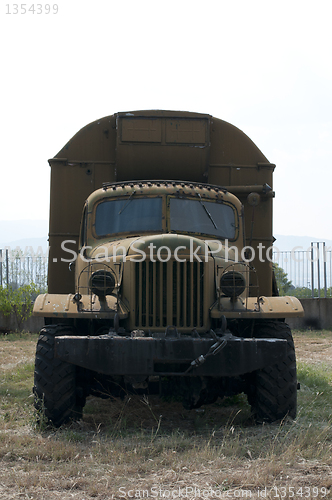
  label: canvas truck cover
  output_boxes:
[47,110,274,295]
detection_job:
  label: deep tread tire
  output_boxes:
[33,325,84,427]
[247,321,297,423]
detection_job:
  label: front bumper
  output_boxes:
[54,334,287,377]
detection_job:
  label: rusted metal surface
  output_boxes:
[33,293,129,319]
[211,296,303,319]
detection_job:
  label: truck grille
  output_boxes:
[134,260,205,329]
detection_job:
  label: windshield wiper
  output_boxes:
[118,190,136,215]
[197,193,218,229]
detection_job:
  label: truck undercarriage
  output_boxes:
[34,319,297,426]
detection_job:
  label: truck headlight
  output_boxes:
[89,270,116,297]
[220,271,246,298]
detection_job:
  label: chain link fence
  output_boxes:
[273,242,332,298]
[0,248,48,291]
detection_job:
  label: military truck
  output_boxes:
[33,110,303,426]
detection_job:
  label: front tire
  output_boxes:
[33,325,84,427]
[247,321,297,423]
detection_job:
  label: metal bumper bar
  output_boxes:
[54,334,287,377]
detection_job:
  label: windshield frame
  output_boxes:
[167,195,238,241]
[92,195,166,239]
[91,193,239,241]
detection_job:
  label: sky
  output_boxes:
[1,0,331,240]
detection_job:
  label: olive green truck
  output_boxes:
[33,110,303,426]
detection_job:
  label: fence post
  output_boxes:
[323,242,327,298]
[6,249,9,288]
[311,243,315,298]
[317,242,321,298]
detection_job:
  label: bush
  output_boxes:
[0,283,39,331]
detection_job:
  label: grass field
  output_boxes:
[0,330,332,500]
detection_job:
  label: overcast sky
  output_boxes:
[1,0,331,240]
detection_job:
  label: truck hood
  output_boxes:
[89,234,239,262]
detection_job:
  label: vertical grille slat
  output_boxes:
[183,261,187,327]
[173,262,178,326]
[152,261,157,327]
[134,261,205,329]
[195,261,200,326]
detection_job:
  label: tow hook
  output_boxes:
[186,315,228,372]
[188,335,228,370]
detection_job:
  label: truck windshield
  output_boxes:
[170,198,236,239]
[95,197,162,236]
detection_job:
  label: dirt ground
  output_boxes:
[294,332,332,364]
[0,331,332,499]
[0,337,36,372]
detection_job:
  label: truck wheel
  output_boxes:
[33,325,84,427]
[247,321,297,423]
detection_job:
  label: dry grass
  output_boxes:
[1,330,332,499]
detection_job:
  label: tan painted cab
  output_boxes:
[33,111,303,426]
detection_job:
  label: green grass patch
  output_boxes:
[293,328,332,339]
[297,361,332,423]
[0,331,39,342]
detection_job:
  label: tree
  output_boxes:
[272,263,293,296]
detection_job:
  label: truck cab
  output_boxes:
[74,181,247,334]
